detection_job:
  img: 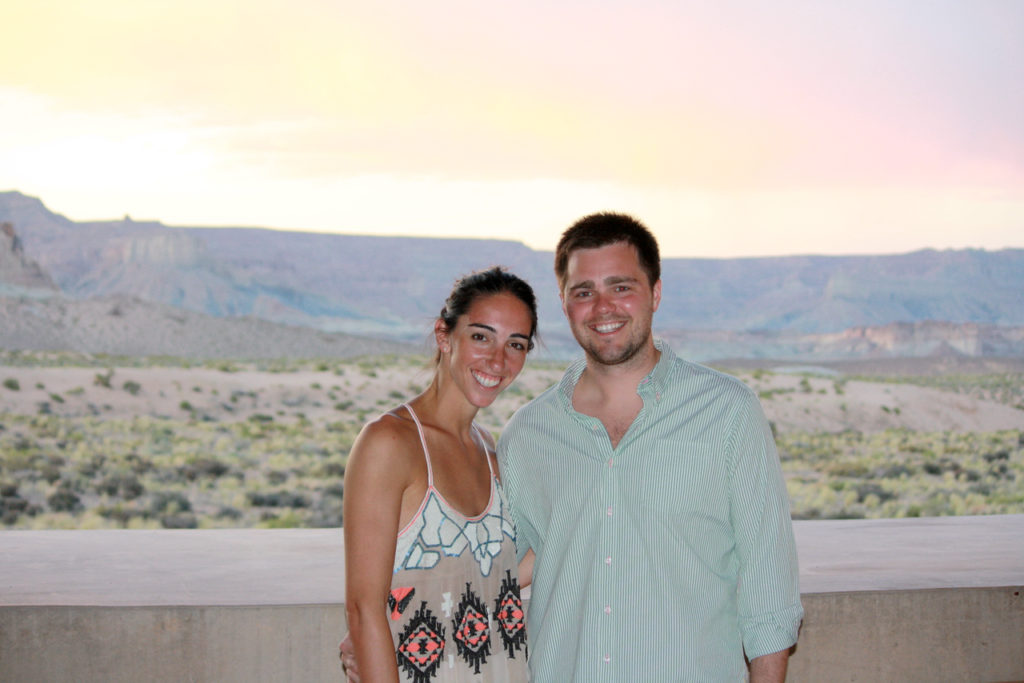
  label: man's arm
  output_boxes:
[730,388,803,670]
[750,648,790,683]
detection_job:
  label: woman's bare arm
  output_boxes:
[343,418,413,683]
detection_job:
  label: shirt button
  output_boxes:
[606,506,613,516]
[605,556,612,565]
[604,605,612,614]
[607,457,613,467]
[603,654,611,664]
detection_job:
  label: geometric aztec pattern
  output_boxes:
[396,601,446,683]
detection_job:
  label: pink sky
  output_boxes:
[1,0,1021,257]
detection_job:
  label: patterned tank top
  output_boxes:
[387,404,528,682]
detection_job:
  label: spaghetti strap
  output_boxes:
[401,403,434,487]
[471,422,496,479]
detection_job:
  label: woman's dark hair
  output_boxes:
[438,266,538,355]
[554,212,661,289]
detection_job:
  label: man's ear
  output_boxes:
[434,319,451,353]
[652,279,662,313]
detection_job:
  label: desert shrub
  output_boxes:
[150,491,192,515]
[855,483,895,504]
[315,462,346,478]
[217,506,243,520]
[3,378,19,391]
[94,369,114,388]
[96,474,144,500]
[246,490,310,508]
[123,381,142,396]
[261,511,303,528]
[47,485,82,512]
[179,401,193,412]
[160,513,198,529]
[77,454,106,477]
[249,413,274,423]
[190,458,231,479]
[322,482,345,498]
[97,505,150,527]
[266,470,289,485]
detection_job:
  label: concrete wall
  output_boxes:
[2,517,1023,682]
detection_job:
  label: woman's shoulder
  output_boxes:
[351,408,423,464]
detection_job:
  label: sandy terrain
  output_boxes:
[1,360,1020,434]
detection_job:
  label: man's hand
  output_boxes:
[338,633,360,682]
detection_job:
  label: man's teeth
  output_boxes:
[473,371,501,388]
[593,322,625,333]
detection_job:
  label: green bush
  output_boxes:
[3,378,19,391]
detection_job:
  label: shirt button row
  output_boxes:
[606,506,613,516]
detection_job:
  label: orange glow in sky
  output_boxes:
[1,0,1021,257]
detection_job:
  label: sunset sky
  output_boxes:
[2,0,1021,258]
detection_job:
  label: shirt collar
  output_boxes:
[558,338,675,407]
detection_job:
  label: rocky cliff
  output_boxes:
[0,222,59,295]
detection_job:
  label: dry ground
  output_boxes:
[1,358,1021,435]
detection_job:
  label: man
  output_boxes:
[496,212,801,681]
[342,212,802,681]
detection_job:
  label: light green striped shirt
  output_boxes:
[497,340,802,682]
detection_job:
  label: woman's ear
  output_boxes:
[434,319,451,354]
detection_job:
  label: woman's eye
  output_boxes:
[471,332,487,341]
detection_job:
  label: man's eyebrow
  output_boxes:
[568,275,638,291]
[567,279,595,292]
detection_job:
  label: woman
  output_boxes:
[344,267,536,682]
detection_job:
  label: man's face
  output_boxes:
[560,241,661,367]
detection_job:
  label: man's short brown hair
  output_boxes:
[554,212,661,289]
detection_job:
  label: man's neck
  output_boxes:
[580,341,660,397]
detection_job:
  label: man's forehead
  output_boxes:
[565,243,642,273]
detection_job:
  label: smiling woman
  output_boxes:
[342,266,536,682]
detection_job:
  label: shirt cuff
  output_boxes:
[741,601,804,660]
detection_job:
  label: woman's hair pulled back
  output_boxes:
[438,266,538,351]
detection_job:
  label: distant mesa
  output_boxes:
[1,190,1023,361]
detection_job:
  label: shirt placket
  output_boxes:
[593,417,618,675]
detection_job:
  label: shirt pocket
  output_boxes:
[629,440,731,521]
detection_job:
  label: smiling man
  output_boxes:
[497,212,803,682]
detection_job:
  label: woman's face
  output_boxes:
[437,292,533,408]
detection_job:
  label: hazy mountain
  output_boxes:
[2,190,1022,360]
